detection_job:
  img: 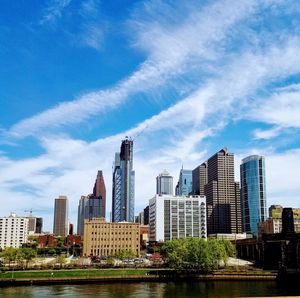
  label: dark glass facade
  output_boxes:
[112,138,135,222]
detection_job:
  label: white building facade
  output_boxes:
[149,195,207,242]
[0,213,29,249]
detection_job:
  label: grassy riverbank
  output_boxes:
[0,268,159,279]
[0,268,278,287]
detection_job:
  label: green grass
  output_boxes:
[0,269,158,279]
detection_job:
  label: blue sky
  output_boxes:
[1,0,300,231]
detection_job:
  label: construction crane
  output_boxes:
[24,209,35,217]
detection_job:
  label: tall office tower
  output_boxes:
[0,213,29,249]
[240,155,267,235]
[177,168,193,196]
[192,162,207,195]
[205,148,242,234]
[93,170,106,218]
[77,194,104,236]
[53,195,68,236]
[112,138,135,222]
[156,170,173,195]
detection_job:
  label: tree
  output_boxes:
[0,247,18,268]
[114,249,136,260]
[56,237,64,248]
[20,248,37,268]
[56,255,66,269]
[220,239,236,257]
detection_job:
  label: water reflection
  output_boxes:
[1,281,300,298]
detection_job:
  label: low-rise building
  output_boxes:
[83,218,140,257]
[258,218,300,234]
[258,206,300,235]
[37,234,57,248]
[208,233,249,240]
[149,195,207,242]
[0,213,29,249]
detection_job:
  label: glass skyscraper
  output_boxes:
[112,138,135,222]
[177,168,192,196]
[240,155,267,235]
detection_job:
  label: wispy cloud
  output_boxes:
[40,0,72,25]
[78,0,104,51]
[8,0,260,139]
[80,24,104,51]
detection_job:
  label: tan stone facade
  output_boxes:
[83,218,140,257]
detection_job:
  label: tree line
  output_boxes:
[161,238,235,272]
[0,247,36,269]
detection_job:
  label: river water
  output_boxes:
[0,281,299,297]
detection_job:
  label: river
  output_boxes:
[0,281,299,297]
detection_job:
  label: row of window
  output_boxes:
[91,237,139,242]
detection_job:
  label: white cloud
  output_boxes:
[248,84,300,129]
[253,127,283,140]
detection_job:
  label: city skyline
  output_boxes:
[1,1,300,231]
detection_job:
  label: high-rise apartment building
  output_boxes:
[53,195,68,236]
[176,168,192,196]
[93,170,106,218]
[192,162,207,196]
[156,170,173,195]
[112,138,135,222]
[149,195,207,242]
[0,213,29,249]
[204,148,242,234]
[240,155,267,235]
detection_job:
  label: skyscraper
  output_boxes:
[77,170,106,235]
[112,138,135,222]
[240,155,267,235]
[177,168,192,196]
[204,148,242,234]
[77,194,104,236]
[93,170,106,218]
[53,196,68,236]
[192,162,207,196]
[156,170,173,195]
